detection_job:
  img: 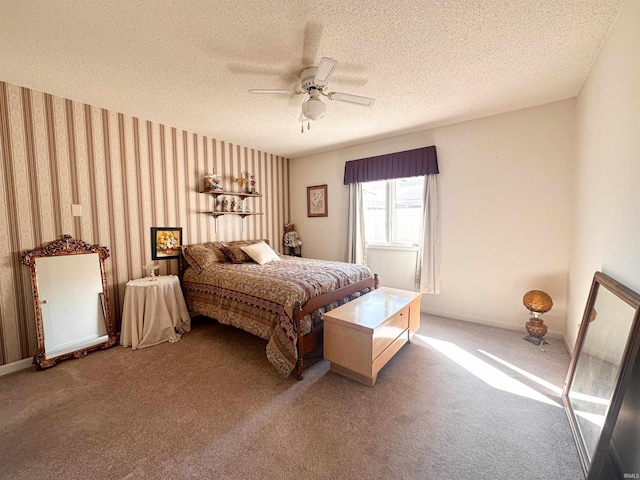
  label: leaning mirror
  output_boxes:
[21,235,118,369]
[562,271,640,479]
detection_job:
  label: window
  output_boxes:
[362,176,424,247]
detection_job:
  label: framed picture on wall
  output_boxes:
[307,184,328,217]
[151,227,182,260]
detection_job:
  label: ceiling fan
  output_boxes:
[248,57,375,131]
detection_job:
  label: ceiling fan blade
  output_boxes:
[248,89,302,95]
[314,57,338,87]
[301,23,323,66]
[327,92,375,107]
[228,63,296,82]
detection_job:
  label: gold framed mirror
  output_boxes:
[562,271,640,479]
[21,235,118,369]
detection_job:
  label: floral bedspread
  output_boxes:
[182,256,373,376]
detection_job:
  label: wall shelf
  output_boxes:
[200,190,262,200]
[200,191,262,233]
[203,212,263,219]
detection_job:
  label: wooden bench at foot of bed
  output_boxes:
[293,273,379,380]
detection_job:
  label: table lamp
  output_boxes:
[523,290,553,346]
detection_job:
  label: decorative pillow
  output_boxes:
[222,239,267,263]
[221,244,253,264]
[182,244,219,273]
[240,241,281,266]
[226,239,269,246]
[202,242,228,263]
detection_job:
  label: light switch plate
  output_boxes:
[71,204,82,217]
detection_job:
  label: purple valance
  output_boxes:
[343,145,438,185]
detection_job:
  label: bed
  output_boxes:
[178,240,378,379]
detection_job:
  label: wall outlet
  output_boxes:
[71,204,82,217]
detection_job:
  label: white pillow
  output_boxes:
[240,241,281,265]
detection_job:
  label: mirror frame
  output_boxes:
[562,271,640,479]
[21,235,118,369]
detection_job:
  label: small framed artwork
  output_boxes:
[307,184,328,217]
[151,227,182,260]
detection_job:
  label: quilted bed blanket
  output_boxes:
[182,256,373,376]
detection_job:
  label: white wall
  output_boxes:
[567,0,640,346]
[366,247,418,291]
[290,100,575,334]
[567,1,640,472]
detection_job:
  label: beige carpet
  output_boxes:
[0,315,583,479]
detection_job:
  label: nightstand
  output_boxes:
[284,245,302,257]
[120,275,190,349]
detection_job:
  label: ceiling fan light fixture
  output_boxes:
[303,97,326,120]
[249,57,374,128]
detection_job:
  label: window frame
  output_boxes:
[362,176,424,249]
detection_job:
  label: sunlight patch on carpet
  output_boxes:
[477,349,562,395]
[415,335,561,408]
[567,390,610,406]
[573,409,605,427]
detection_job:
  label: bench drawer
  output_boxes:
[372,307,409,360]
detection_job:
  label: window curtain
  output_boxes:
[344,145,440,291]
[415,174,440,294]
[346,183,366,265]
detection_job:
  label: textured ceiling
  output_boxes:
[0,0,624,158]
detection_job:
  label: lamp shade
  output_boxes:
[303,97,326,120]
[523,290,553,314]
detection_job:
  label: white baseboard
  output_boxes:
[0,357,33,377]
[421,307,565,340]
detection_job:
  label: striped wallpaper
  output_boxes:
[0,80,290,366]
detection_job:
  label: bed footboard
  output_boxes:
[293,273,379,380]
